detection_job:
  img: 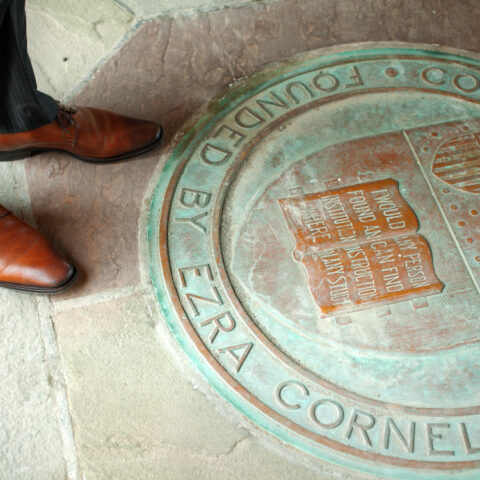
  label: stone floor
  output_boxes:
[2,0,480,479]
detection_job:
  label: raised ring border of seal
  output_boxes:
[147,43,480,480]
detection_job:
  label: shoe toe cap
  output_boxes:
[2,249,76,291]
[124,117,163,150]
[0,222,77,293]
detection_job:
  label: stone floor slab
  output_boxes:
[0,291,67,480]
[25,154,160,299]
[52,293,331,479]
[0,160,36,223]
[26,0,134,100]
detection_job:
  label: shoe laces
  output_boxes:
[56,104,78,144]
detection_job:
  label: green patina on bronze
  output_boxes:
[148,45,480,479]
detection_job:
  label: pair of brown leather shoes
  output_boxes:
[0,105,163,293]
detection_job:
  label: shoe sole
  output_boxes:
[0,126,163,163]
[0,266,78,294]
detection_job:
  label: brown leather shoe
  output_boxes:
[0,104,163,163]
[0,205,77,293]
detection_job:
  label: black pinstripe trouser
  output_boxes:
[0,0,58,133]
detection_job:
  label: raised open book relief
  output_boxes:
[278,179,444,317]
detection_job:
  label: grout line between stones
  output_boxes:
[111,0,136,16]
[35,295,81,480]
[113,0,278,21]
[53,283,149,314]
[63,17,144,103]
[5,159,81,477]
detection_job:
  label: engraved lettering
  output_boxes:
[199,311,236,343]
[459,422,480,454]
[364,225,382,238]
[377,249,395,264]
[382,418,415,454]
[348,189,376,223]
[234,107,265,128]
[256,92,289,117]
[201,143,232,166]
[320,249,345,276]
[345,66,364,88]
[178,264,213,288]
[217,342,253,373]
[185,286,223,317]
[345,410,376,447]
[177,265,223,316]
[321,194,357,245]
[213,124,246,147]
[284,81,315,104]
[312,72,340,92]
[309,399,345,429]
[179,188,212,208]
[395,236,417,251]
[175,211,208,233]
[344,244,376,298]
[426,423,455,456]
[275,381,309,410]
[370,240,388,250]
[382,266,404,292]
[403,252,429,288]
[299,202,330,241]
[371,188,406,230]
[326,274,350,306]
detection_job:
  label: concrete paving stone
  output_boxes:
[26,0,134,100]
[0,291,66,480]
[0,160,36,224]
[76,436,342,480]
[25,154,159,299]
[52,293,330,479]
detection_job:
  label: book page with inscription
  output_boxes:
[279,179,443,316]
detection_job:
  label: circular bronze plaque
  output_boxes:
[148,45,480,479]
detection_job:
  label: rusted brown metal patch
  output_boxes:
[279,178,443,316]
